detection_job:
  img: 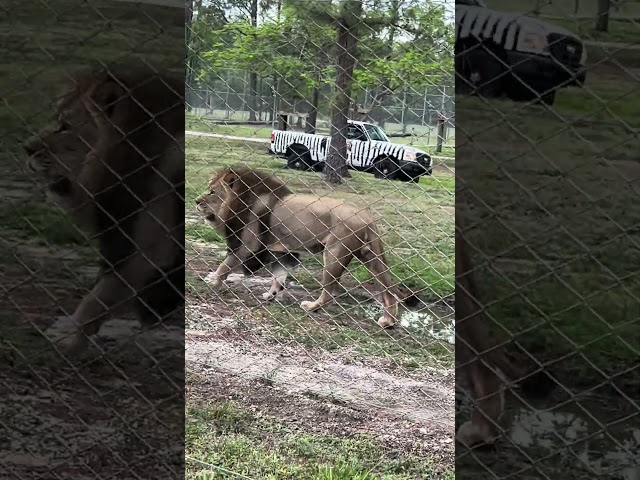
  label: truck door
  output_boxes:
[346,125,368,168]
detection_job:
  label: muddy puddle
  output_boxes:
[508,407,639,479]
[361,303,455,345]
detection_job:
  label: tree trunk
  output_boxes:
[185,0,194,112]
[269,75,278,122]
[248,0,259,121]
[185,0,193,48]
[248,72,258,121]
[258,76,263,121]
[595,0,610,32]
[185,0,203,113]
[306,85,320,134]
[324,0,362,184]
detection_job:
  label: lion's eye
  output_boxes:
[55,121,71,132]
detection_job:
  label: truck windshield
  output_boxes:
[362,124,389,142]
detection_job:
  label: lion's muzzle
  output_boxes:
[23,137,49,174]
[22,135,46,157]
[195,196,217,223]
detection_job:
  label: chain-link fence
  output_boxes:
[455,0,640,478]
[188,76,455,145]
[1,1,185,478]
[185,0,455,477]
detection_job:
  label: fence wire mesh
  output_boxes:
[1,1,184,479]
[455,0,640,479]
[185,0,456,478]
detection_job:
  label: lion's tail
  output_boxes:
[469,327,557,399]
[363,224,422,308]
[488,349,557,399]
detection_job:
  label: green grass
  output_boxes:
[554,71,640,124]
[456,68,640,381]
[185,116,274,139]
[547,16,640,45]
[1,0,183,147]
[186,223,224,244]
[185,137,455,301]
[186,402,454,480]
[0,204,88,245]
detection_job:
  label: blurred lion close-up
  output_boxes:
[455,217,556,448]
[195,165,422,328]
[23,63,186,352]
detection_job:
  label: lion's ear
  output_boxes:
[224,172,240,192]
[83,76,126,124]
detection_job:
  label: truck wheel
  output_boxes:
[456,40,506,98]
[373,156,400,180]
[286,149,312,171]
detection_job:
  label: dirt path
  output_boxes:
[187,369,455,467]
[187,329,454,429]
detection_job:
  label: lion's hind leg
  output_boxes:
[456,357,505,448]
[354,245,400,328]
[300,240,352,312]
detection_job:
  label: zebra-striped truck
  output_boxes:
[268,120,433,182]
[456,0,587,105]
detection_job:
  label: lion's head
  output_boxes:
[23,64,183,202]
[194,177,226,226]
[22,89,97,203]
[195,166,292,228]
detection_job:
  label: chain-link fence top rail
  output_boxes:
[455,0,639,478]
[1,2,185,479]
[185,0,455,478]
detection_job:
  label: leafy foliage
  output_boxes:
[189,0,453,113]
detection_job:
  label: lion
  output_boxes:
[195,166,420,328]
[455,217,555,448]
[22,63,185,351]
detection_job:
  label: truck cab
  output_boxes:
[346,121,391,143]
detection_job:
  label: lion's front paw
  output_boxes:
[46,316,89,353]
[48,329,88,353]
[300,300,320,312]
[56,332,88,352]
[456,420,498,448]
[377,316,396,328]
[204,271,222,287]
